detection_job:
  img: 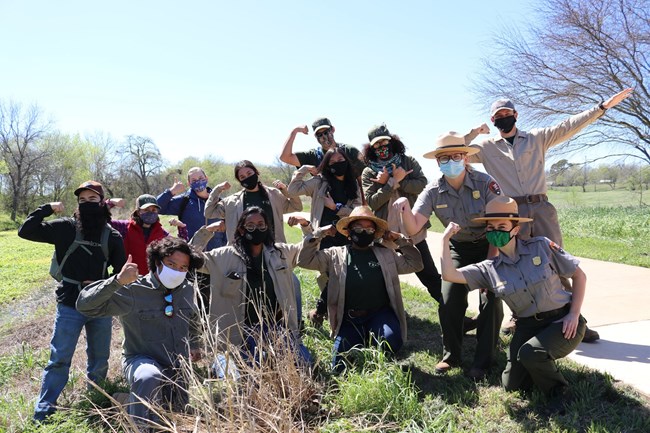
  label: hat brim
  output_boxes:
[490,107,515,117]
[370,135,392,147]
[472,215,533,223]
[336,215,388,238]
[74,186,103,198]
[314,125,331,133]
[423,146,480,159]
[138,203,161,210]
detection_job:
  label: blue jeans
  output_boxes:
[212,323,313,379]
[34,303,112,421]
[332,306,403,372]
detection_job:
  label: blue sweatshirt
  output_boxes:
[156,187,226,251]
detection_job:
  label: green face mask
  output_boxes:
[486,228,515,248]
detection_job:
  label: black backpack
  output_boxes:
[49,225,111,287]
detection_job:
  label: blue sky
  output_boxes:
[1,0,536,176]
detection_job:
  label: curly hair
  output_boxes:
[318,148,358,200]
[233,206,279,267]
[361,134,407,164]
[146,237,204,273]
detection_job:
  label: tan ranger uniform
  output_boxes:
[467,104,606,246]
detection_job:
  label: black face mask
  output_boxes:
[329,160,348,176]
[350,231,375,248]
[244,228,268,245]
[77,202,106,236]
[240,173,259,190]
[494,115,516,133]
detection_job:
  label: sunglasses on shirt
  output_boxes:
[164,290,173,317]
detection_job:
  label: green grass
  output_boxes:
[547,185,647,208]
[0,231,52,304]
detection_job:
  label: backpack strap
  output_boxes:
[60,225,112,287]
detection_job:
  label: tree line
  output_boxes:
[548,159,650,193]
[0,100,291,222]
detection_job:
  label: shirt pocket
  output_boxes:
[433,205,455,227]
[493,282,531,313]
[220,270,244,299]
[138,310,166,342]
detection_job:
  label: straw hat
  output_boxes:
[336,206,388,237]
[423,131,481,159]
[471,196,533,223]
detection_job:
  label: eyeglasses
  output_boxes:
[164,290,173,317]
[350,226,375,235]
[315,130,330,138]
[437,153,465,164]
[243,223,268,232]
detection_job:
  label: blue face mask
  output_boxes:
[191,179,208,192]
[439,159,465,179]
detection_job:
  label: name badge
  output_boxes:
[436,204,448,209]
[472,190,480,199]
[532,256,541,266]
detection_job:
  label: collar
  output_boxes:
[493,238,532,265]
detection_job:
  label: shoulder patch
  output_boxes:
[549,241,565,254]
[488,181,502,195]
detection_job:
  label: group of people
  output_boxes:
[18,87,632,427]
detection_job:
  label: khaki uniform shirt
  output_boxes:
[413,169,501,243]
[204,186,302,243]
[190,227,301,348]
[458,237,577,317]
[297,228,423,340]
[467,105,605,196]
[287,165,362,228]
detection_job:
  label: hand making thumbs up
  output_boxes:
[116,254,139,286]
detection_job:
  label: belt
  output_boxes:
[346,306,385,319]
[521,304,570,322]
[512,194,548,205]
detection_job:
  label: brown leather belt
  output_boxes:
[512,194,548,205]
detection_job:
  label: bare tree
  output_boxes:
[85,131,121,197]
[476,0,649,164]
[122,135,164,194]
[0,101,52,220]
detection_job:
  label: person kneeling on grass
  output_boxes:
[440,196,586,410]
[297,206,423,373]
[190,206,312,378]
[77,237,204,430]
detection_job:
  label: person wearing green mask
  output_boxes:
[440,196,587,412]
[395,131,503,380]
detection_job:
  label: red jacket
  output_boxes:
[111,219,167,275]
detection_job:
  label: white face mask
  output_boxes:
[157,263,187,289]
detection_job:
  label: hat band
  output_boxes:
[484,212,520,218]
[438,144,467,150]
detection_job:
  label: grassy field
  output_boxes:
[0,199,648,432]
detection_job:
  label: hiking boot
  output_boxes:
[463,316,478,334]
[435,360,459,374]
[501,316,517,335]
[582,327,600,343]
[466,367,487,380]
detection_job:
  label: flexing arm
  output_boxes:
[280,125,309,167]
[393,197,428,236]
[440,222,467,284]
[560,266,586,339]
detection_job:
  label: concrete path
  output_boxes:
[398,231,650,397]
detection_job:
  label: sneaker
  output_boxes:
[463,316,478,334]
[582,327,600,343]
[501,316,517,335]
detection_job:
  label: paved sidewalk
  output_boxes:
[399,231,650,396]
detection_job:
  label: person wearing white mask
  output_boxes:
[77,237,205,430]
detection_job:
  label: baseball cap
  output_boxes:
[490,99,516,117]
[74,181,104,199]
[136,194,160,210]
[368,124,392,146]
[312,117,332,133]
